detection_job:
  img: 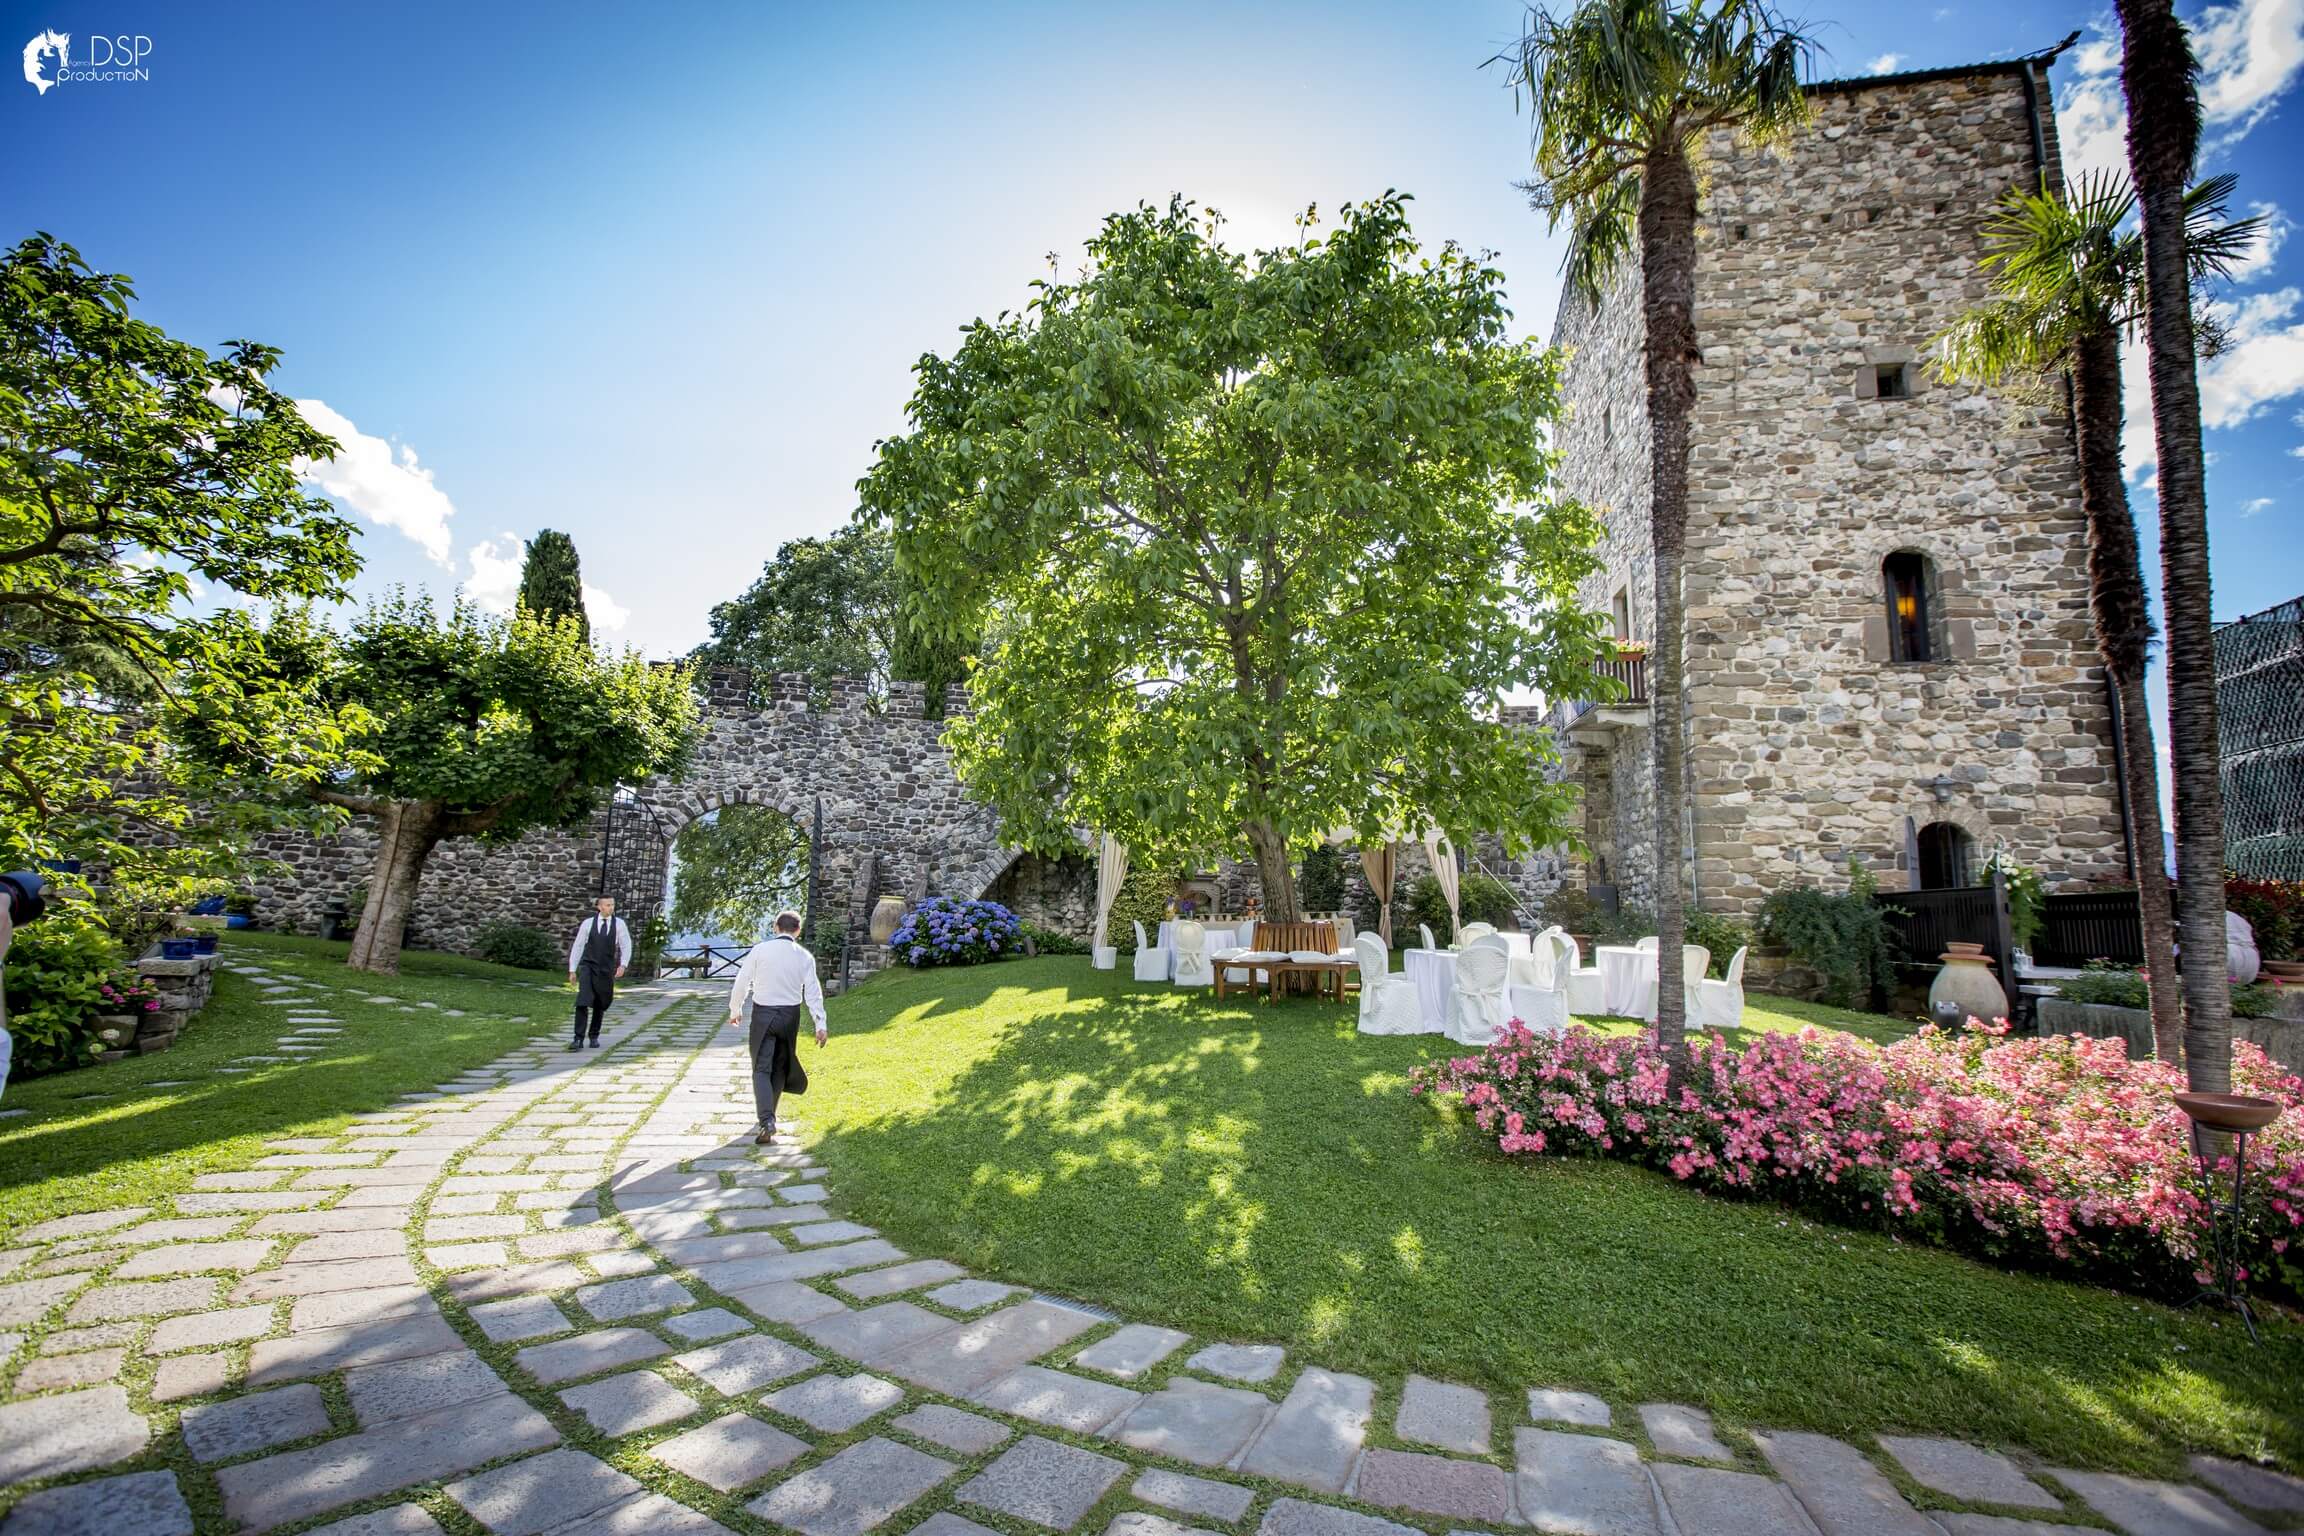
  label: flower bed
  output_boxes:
[1412,1020,2304,1298]
[888,897,1023,968]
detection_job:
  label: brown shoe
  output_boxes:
[754,1129,776,1145]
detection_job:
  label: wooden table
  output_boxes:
[1263,959,1355,1004]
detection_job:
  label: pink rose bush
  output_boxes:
[1411,1019,2304,1297]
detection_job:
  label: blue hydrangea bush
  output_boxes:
[888,897,1024,967]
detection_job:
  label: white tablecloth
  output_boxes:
[1403,949,1456,1033]
[1158,922,1244,956]
[1595,946,1656,1018]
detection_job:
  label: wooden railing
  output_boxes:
[1551,651,1652,732]
[2034,890,2146,968]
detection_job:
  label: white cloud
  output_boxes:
[2201,286,2304,429]
[2242,495,2276,515]
[2196,0,2304,142]
[2234,200,2294,281]
[2056,36,2130,185]
[293,399,457,564]
[463,531,524,615]
[1869,52,1905,74]
[583,583,630,634]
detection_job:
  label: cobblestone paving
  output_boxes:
[4,974,2300,1536]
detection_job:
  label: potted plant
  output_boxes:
[224,892,260,930]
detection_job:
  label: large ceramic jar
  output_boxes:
[868,896,907,945]
[1928,942,2008,1028]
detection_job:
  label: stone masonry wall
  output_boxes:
[1553,60,2126,921]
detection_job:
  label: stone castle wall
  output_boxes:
[1553,60,2126,920]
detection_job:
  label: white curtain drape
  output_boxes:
[1423,827,1461,940]
[1092,834,1129,957]
[1358,841,1398,947]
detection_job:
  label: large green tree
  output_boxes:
[667,804,810,944]
[1503,0,1811,1062]
[1936,175,2258,1068]
[184,595,702,973]
[861,195,1608,921]
[2114,0,2233,1093]
[518,528,589,641]
[0,233,361,944]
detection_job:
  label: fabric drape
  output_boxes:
[1092,834,1129,954]
[1423,828,1461,940]
[1358,841,1398,947]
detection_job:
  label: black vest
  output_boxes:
[579,917,619,971]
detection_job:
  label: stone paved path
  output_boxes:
[3,980,2300,1536]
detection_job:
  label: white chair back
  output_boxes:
[1544,931,1577,989]
[1724,945,1747,987]
[1352,932,1389,982]
[1466,932,1509,957]
[1636,935,1659,952]
[1456,943,1509,992]
[1171,919,1213,986]
[1460,921,1496,942]
[1330,916,1355,953]
[1176,920,1206,952]
[1681,944,1710,980]
[1134,921,1150,950]
[1419,924,1437,952]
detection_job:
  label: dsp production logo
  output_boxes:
[22,29,153,94]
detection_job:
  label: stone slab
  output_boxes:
[233,1256,421,1300]
[892,1403,1015,1456]
[1879,1435,2060,1512]
[442,1446,641,1536]
[1238,1368,1372,1494]
[469,1294,573,1344]
[1396,1374,1491,1455]
[762,1370,906,1433]
[345,1348,504,1426]
[561,1490,742,1535]
[216,1390,558,1532]
[1184,1341,1284,1383]
[1650,1464,1818,1536]
[289,1284,439,1333]
[2052,1470,2270,1535]
[573,1273,694,1320]
[881,1297,1100,1394]
[1133,1468,1257,1523]
[912,1517,1003,1536]
[2190,1456,2304,1513]
[0,1384,148,1483]
[514,1326,670,1385]
[1527,1389,1612,1429]
[0,1470,194,1536]
[672,1332,819,1394]
[837,1259,967,1299]
[152,1351,232,1402]
[304,1509,447,1536]
[1073,1323,1190,1380]
[975,1364,1143,1435]
[1256,1499,1421,1536]
[1934,1520,2101,1536]
[1514,1427,1660,1536]
[1637,1402,1732,1462]
[663,1306,752,1342]
[561,1368,700,1436]
[248,1312,465,1384]
[15,1348,125,1391]
[745,1435,955,1536]
[65,1276,219,1323]
[1755,1430,1935,1536]
[1355,1449,1512,1523]
[961,1435,1131,1531]
[1110,1375,1272,1467]
[926,1279,1026,1312]
[114,1239,273,1278]
[181,1383,331,1463]
[799,1300,956,1365]
[0,1275,86,1327]
[650,1410,811,1493]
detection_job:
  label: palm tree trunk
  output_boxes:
[2116,0,2231,1091]
[1639,145,1701,1065]
[2071,327,2184,1063]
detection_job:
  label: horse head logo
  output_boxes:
[22,30,68,94]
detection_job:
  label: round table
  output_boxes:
[1157,922,1244,957]
[1594,945,1657,1018]
[1402,949,1457,1033]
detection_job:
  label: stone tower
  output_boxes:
[1549,40,2128,920]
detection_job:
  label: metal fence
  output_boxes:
[2215,596,2304,880]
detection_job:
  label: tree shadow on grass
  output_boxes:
[811,965,2304,1474]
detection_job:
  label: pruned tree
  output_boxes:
[519,528,589,641]
[668,804,810,944]
[862,194,1609,920]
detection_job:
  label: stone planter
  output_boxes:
[120,950,220,1058]
[2037,996,2304,1076]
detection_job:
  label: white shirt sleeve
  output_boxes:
[728,943,760,1018]
[568,918,590,971]
[802,953,827,1033]
[616,918,632,967]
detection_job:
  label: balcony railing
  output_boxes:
[1551,650,1651,734]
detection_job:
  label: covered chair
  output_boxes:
[1172,920,1215,987]
[1636,935,1660,952]
[1697,946,1748,1031]
[1509,930,1573,1038]
[1547,930,1609,1016]
[1449,942,1511,1045]
[1459,921,1497,943]
[1131,921,1172,984]
[1353,934,1422,1035]
[1418,923,1438,952]
[1328,916,1355,953]
[1644,944,1710,1023]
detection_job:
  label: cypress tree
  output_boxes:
[519,529,590,641]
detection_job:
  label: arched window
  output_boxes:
[1882,551,1935,663]
[1917,821,1973,890]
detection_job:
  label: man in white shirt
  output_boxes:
[726,909,828,1144]
[567,895,632,1050]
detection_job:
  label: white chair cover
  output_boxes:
[1697,945,1748,1031]
[1449,942,1511,1045]
[1418,924,1437,952]
[1636,935,1660,952]
[1465,932,1510,956]
[1131,920,1172,983]
[1509,930,1573,1037]
[1556,930,1608,1016]
[1172,920,1214,987]
[1648,944,1710,1023]
[1354,933,1423,1035]
[1329,916,1355,953]
[1460,921,1497,943]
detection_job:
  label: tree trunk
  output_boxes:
[1244,816,1301,925]
[2116,0,2231,1092]
[2071,326,2184,1063]
[1639,145,1701,1066]
[345,801,445,975]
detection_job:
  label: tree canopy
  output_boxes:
[860,194,1607,918]
[667,804,810,944]
[0,233,362,946]
[519,528,589,641]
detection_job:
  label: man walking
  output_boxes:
[567,895,630,1050]
[726,909,827,1145]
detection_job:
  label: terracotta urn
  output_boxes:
[1928,944,2007,1028]
[868,896,907,945]
[2261,960,2304,983]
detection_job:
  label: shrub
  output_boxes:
[4,912,124,1075]
[1022,921,1089,956]
[1299,844,1348,912]
[1683,910,1752,979]
[2226,874,2302,962]
[1413,1021,2304,1299]
[1982,847,2046,953]
[1108,865,1173,953]
[1758,864,1899,1008]
[1533,886,1652,945]
[475,921,561,971]
[889,897,1023,967]
[1404,871,1518,937]
[2049,963,2281,1018]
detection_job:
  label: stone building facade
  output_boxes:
[1550,46,2127,921]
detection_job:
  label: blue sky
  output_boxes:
[7,0,2301,665]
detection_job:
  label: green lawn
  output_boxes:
[0,932,575,1237]
[807,957,2302,1478]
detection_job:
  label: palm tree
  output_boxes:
[2114,0,2232,1092]
[1501,0,1812,1066]
[1935,174,2259,1069]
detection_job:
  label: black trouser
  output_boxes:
[749,1003,800,1129]
[572,966,616,1043]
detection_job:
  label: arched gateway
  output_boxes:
[245,668,1029,985]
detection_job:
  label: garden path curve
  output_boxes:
[1,963,2299,1536]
